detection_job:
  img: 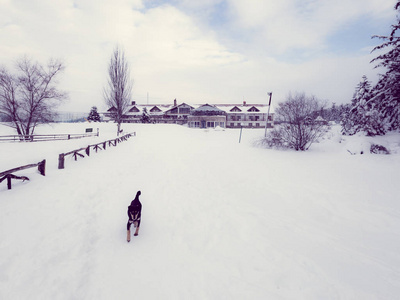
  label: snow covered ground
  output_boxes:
[0,122,399,299]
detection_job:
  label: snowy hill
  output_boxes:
[0,123,399,299]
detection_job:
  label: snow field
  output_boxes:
[0,123,400,299]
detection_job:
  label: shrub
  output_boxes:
[370,144,390,154]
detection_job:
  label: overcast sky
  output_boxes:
[0,0,397,112]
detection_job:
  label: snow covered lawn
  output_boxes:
[1,123,400,299]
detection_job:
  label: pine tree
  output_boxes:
[341,76,385,136]
[329,103,343,123]
[88,106,101,122]
[140,107,151,123]
[370,1,400,132]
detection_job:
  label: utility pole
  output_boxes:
[239,123,243,143]
[264,92,272,137]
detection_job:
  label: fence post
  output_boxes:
[38,160,46,176]
[7,175,12,190]
[58,154,65,169]
[86,146,90,156]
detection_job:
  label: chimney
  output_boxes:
[174,99,177,106]
[243,101,246,106]
[131,101,136,105]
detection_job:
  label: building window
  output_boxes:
[207,121,215,128]
[256,123,260,127]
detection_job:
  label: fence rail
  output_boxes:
[58,132,135,169]
[1,132,136,191]
[0,160,46,190]
[0,132,99,142]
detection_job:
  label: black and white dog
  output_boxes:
[127,191,142,242]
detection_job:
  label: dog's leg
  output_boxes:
[134,219,140,236]
[127,229,131,242]
[134,226,139,236]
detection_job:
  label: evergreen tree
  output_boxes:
[140,107,151,123]
[341,76,385,136]
[330,103,338,122]
[370,1,400,132]
[87,106,101,122]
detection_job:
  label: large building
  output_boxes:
[103,99,274,129]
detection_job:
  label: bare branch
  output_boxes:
[103,46,133,135]
[0,56,67,136]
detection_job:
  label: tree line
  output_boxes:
[2,1,399,146]
[264,1,400,151]
[341,0,400,136]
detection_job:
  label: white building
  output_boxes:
[103,100,274,129]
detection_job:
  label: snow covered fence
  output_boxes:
[58,132,135,169]
[0,160,46,190]
[0,132,99,142]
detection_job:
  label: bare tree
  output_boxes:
[103,46,133,136]
[0,56,66,137]
[265,93,329,151]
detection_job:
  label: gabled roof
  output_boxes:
[230,106,242,112]
[216,104,273,114]
[150,106,162,113]
[129,106,140,113]
[191,104,225,116]
[178,102,194,108]
[104,101,274,116]
[165,102,194,114]
[193,104,222,112]
[247,106,260,112]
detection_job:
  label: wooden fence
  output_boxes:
[58,132,135,169]
[1,132,135,190]
[0,132,99,142]
[0,160,46,190]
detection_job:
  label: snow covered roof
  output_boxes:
[105,102,274,116]
[123,104,172,116]
[192,104,223,112]
[215,104,273,114]
[164,103,195,114]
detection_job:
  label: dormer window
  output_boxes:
[230,106,242,112]
[150,106,162,112]
[247,106,260,112]
[129,106,140,113]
